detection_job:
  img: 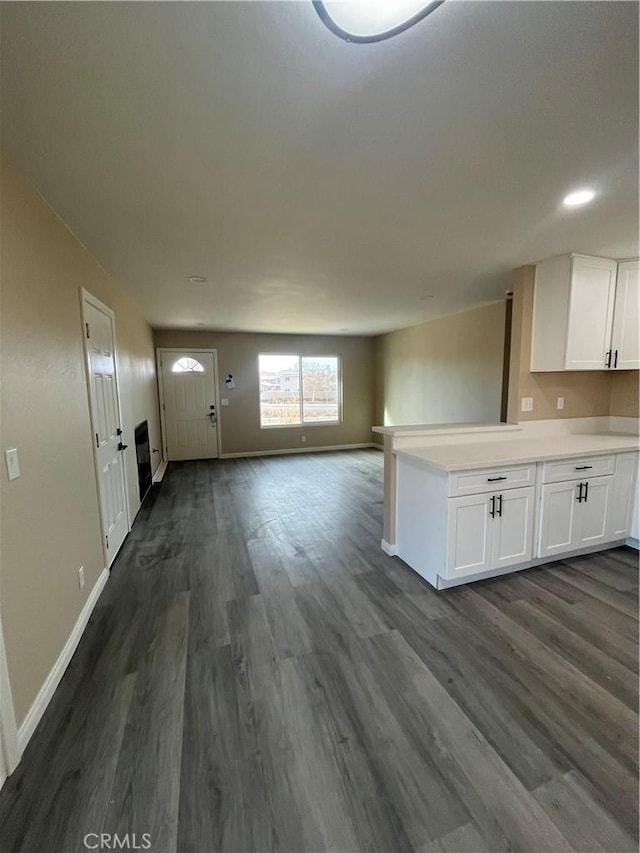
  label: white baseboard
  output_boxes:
[625,536,639,551]
[220,443,377,459]
[152,460,168,483]
[17,567,109,754]
[435,540,628,590]
[381,539,397,556]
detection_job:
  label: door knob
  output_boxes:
[118,442,128,451]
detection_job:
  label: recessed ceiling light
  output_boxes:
[188,275,207,283]
[313,0,444,43]
[563,189,596,207]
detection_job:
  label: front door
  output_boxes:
[160,350,219,461]
[81,291,129,567]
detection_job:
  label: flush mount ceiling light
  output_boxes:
[313,0,444,43]
[563,188,596,207]
[188,275,207,283]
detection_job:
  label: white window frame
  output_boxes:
[258,353,342,429]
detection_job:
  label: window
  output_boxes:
[259,354,341,428]
[172,357,204,373]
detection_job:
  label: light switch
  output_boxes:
[221,398,229,407]
[521,397,533,412]
[5,448,20,481]
[557,396,565,410]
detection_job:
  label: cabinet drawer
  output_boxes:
[541,454,615,484]
[448,464,536,497]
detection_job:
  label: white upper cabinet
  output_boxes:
[564,256,617,370]
[531,254,638,371]
[610,260,640,370]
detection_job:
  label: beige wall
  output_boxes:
[0,157,161,726]
[610,370,640,418]
[508,265,639,422]
[153,330,376,455]
[373,302,506,427]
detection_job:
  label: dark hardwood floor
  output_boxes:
[0,449,638,853]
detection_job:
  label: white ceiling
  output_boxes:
[1,1,638,335]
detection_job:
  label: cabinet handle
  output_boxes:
[487,476,507,482]
[574,465,592,470]
[497,494,503,517]
[576,483,584,502]
[583,481,588,503]
[489,495,496,518]
[614,349,618,368]
[605,350,612,369]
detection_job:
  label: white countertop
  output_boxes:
[395,433,640,472]
[372,422,521,437]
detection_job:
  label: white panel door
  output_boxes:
[577,477,613,547]
[565,256,617,370]
[446,493,493,578]
[611,260,640,370]
[160,351,219,461]
[83,295,129,567]
[538,481,581,558]
[492,487,535,569]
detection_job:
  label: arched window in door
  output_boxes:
[171,357,204,373]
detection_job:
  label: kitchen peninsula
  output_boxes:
[374,422,639,590]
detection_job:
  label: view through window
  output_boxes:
[259,354,340,427]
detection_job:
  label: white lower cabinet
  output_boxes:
[446,486,535,579]
[493,487,536,568]
[538,453,639,558]
[538,473,621,557]
[578,477,612,546]
[607,452,638,538]
[396,450,637,589]
[538,480,580,557]
[447,493,493,577]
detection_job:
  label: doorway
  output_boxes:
[80,289,130,567]
[158,349,221,461]
[500,295,513,423]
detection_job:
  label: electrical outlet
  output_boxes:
[301,435,306,443]
[78,566,85,590]
[521,397,533,412]
[221,398,229,407]
[4,448,20,481]
[557,396,565,410]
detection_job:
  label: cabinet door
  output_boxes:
[446,494,493,578]
[577,477,613,547]
[492,487,535,569]
[565,256,617,370]
[538,481,581,558]
[611,260,639,370]
[607,453,638,539]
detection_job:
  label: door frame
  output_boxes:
[156,348,222,462]
[79,288,131,566]
[0,615,20,786]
